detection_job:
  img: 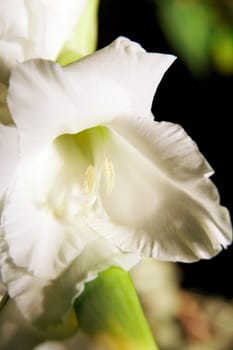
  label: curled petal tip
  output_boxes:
[112,36,146,53]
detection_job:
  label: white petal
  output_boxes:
[64,36,176,117]
[0,42,24,83]
[32,238,139,328]
[0,124,18,200]
[23,0,87,59]
[85,116,232,262]
[1,233,139,326]
[0,0,27,82]
[8,38,175,157]
[0,0,87,81]
[2,175,96,279]
[0,241,76,332]
[8,59,130,159]
[8,59,82,158]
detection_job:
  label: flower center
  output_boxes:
[35,126,114,222]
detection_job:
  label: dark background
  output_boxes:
[97,0,233,298]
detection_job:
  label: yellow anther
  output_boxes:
[103,157,115,195]
[53,202,65,219]
[83,165,96,194]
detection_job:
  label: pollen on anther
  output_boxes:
[103,157,115,195]
[83,165,96,194]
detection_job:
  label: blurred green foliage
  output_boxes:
[156,0,233,75]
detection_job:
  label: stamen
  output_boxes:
[103,157,115,195]
[83,165,96,194]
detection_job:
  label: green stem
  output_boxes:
[74,266,159,350]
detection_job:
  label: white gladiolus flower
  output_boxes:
[0,37,232,330]
[0,0,98,83]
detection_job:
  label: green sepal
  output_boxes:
[74,266,159,350]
